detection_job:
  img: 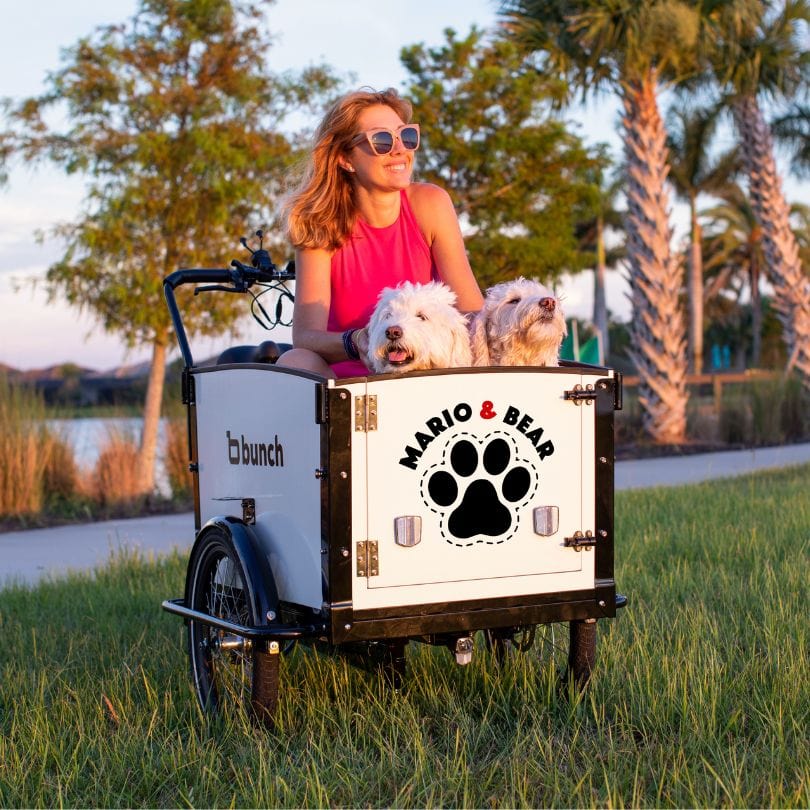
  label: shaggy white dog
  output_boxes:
[367,281,472,374]
[470,277,567,367]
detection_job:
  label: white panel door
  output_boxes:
[361,370,589,593]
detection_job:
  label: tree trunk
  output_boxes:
[751,257,762,368]
[137,339,167,495]
[733,94,810,387]
[592,214,610,360]
[622,73,688,444]
[688,200,704,374]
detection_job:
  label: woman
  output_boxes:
[278,87,483,378]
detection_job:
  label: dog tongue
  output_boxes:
[388,349,408,363]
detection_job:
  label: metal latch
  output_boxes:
[354,394,378,431]
[564,384,596,405]
[564,530,596,551]
[356,540,379,576]
[241,498,256,525]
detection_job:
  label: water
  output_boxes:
[47,417,172,496]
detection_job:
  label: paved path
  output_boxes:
[2,443,809,588]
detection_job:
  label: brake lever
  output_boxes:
[194,284,243,295]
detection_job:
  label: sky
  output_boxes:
[0,0,802,371]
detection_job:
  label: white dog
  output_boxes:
[366,281,472,374]
[470,277,567,367]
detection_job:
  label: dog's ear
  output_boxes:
[449,315,473,367]
[469,312,490,366]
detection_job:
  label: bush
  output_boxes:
[88,428,141,507]
[0,376,51,517]
[164,417,192,500]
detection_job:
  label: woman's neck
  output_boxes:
[354,187,403,228]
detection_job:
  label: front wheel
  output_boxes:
[186,526,279,726]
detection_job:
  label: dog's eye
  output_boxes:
[416,311,427,321]
[507,298,520,305]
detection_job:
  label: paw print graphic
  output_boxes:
[422,433,537,546]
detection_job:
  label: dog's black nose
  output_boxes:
[386,325,403,340]
[539,297,556,312]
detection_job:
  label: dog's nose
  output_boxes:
[539,297,556,312]
[386,325,403,341]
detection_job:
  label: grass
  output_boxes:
[1,466,808,807]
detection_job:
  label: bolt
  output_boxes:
[341,547,349,558]
[340,391,348,400]
[599,529,608,538]
[269,641,280,654]
[340,471,348,479]
[598,600,606,608]
[599,456,608,464]
[344,623,352,630]
[266,610,276,621]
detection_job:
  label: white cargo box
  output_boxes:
[191,364,618,641]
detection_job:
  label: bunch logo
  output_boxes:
[226,430,284,467]
[396,399,554,547]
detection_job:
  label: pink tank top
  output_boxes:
[328,189,437,377]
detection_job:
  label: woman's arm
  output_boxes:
[407,183,484,313]
[291,247,362,363]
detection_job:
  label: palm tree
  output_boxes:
[666,102,741,373]
[575,156,626,360]
[701,183,766,365]
[501,0,702,443]
[771,103,810,178]
[709,0,810,383]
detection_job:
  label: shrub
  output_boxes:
[88,428,141,507]
[0,376,51,516]
[164,417,192,500]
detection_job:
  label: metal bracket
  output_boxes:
[356,540,379,577]
[241,498,256,525]
[564,530,596,551]
[563,383,596,405]
[354,394,378,431]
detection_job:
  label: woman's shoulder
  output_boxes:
[406,181,452,208]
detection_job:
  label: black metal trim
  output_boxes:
[334,363,613,385]
[594,377,616,605]
[342,590,616,641]
[191,363,325,382]
[325,387,354,639]
[161,598,324,640]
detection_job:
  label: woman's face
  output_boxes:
[345,104,415,192]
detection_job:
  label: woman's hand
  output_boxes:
[353,327,370,367]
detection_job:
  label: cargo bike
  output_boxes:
[161,239,627,726]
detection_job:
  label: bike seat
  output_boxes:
[216,340,292,365]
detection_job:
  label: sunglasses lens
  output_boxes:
[400,127,419,150]
[369,131,394,155]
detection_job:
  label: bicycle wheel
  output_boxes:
[187,526,279,726]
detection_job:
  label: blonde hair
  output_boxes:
[284,88,412,250]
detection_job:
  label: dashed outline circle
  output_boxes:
[419,430,539,547]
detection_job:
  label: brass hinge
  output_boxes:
[356,540,379,577]
[563,384,596,405]
[564,530,596,551]
[354,394,378,431]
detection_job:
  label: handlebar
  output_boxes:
[163,257,295,368]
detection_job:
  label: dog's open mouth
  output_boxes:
[385,343,413,366]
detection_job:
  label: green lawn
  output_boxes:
[1,466,808,808]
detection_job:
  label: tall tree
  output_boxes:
[574,153,626,360]
[666,102,740,373]
[401,27,600,289]
[709,0,810,383]
[501,0,702,444]
[0,0,335,493]
[701,183,766,365]
[771,102,810,177]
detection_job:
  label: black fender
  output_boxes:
[184,515,279,626]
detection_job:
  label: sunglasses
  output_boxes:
[350,124,420,156]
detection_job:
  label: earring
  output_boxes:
[344,165,355,173]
